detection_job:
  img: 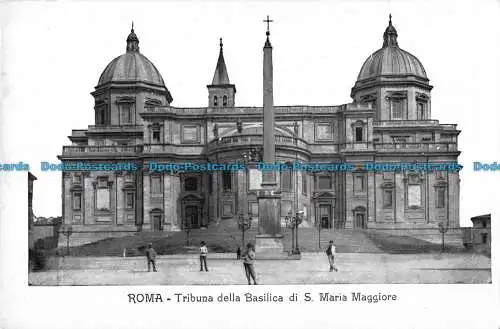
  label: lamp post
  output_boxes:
[318,216,322,249]
[294,211,304,255]
[285,210,303,255]
[238,211,253,249]
[285,211,295,252]
[438,222,449,252]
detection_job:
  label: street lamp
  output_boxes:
[238,211,253,249]
[285,210,303,255]
[294,211,304,255]
[438,222,449,252]
[285,210,295,252]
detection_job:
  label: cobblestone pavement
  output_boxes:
[28,252,491,285]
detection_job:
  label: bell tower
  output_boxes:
[207,38,236,108]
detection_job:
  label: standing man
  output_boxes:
[326,240,338,272]
[242,243,258,285]
[145,243,158,272]
[199,241,208,272]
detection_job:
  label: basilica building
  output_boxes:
[59,17,460,244]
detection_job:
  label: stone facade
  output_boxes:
[58,18,460,244]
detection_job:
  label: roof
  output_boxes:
[97,27,167,88]
[211,39,231,85]
[356,16,427,82]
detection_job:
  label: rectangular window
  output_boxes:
[354,175,365,192]
[383,190,393,208]
[151,176,162,194]
[392,100,403,120]
[417,102,426,120]
[126,192,134,209]
[318,176,332,190]
[152,129,161,143]
[184,177,198,192]
[481,233,488,244]
[121,105,131,124]
[408,185,421,207]
[73,192,82,210]
[222,171,232,191]
[437,188,445,208]
[302,172,307,195]
[355,127,363,142]
[96,189,110,210]
[281,170,292,190]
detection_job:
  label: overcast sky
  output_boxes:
[2,0,500,225]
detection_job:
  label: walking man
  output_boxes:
[326,240,338,272]
[145,243,158,272]
[242,242,258,285]
[199,241,208,272]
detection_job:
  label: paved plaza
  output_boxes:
[28,252,491,285]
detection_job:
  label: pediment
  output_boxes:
[313,191,336,199]
[180,192,204,201]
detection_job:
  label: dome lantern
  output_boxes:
[126,22,140,53]
[383,14,398,47]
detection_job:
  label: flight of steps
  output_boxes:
[283,228,382,253]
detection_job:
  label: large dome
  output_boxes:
[97,28,165,87]
[357,47,427,81]
[356,16,427,82]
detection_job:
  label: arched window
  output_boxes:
[223,95,228,107]
[213,96,218,107]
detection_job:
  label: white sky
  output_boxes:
[2,0,500,225]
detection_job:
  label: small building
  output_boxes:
[463,214,491,251]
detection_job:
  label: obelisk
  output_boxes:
[255,15,283,255]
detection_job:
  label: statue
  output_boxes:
[293,122,299,136]
[236,119,243,134]
[213,123,219,139]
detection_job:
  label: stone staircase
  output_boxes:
[65,226,465,257]
[283,228,382,253]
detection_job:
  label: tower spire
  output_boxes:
[383,14,398,47]
[211,37,231,85]
[126,22,139,52]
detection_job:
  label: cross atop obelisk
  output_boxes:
[263,15,273,46]
[263,15,273,33]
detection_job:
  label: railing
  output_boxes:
[87,125,143,132]
[142,144,204,154]
[373,142,458,152]
[374,120,440,127]
[207,134,309,151]
[71,130,87,137]
[145,105,340,116]
[62,145,143,154]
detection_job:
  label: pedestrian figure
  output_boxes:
[326,240,338,272]
[200,241,209,272]
[145,243,157,272]
[236,246,241,260]
[243,243,258,285]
